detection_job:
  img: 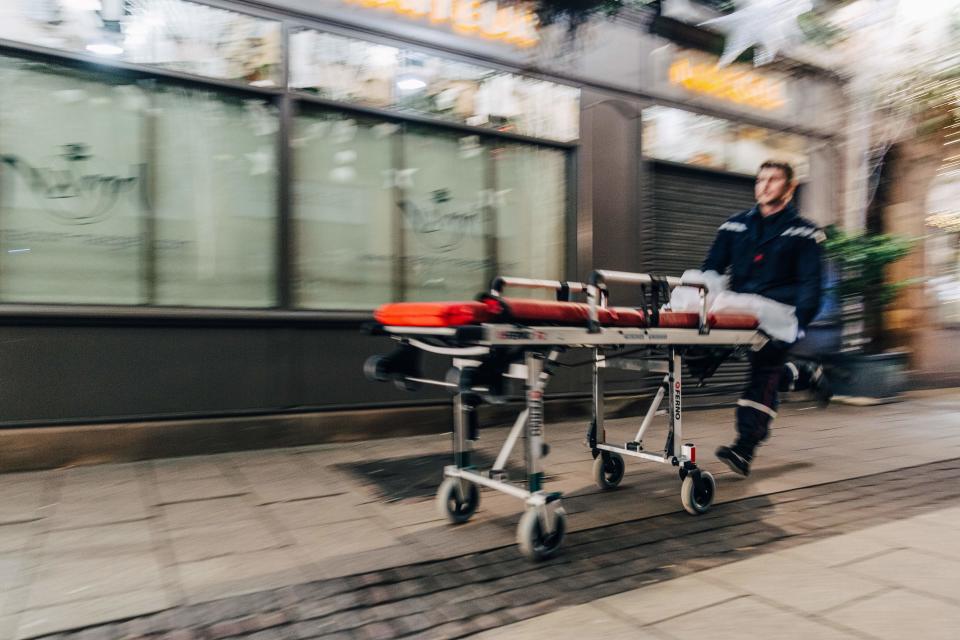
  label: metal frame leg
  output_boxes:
[525,351,546,493]
[452,393,472,469]
[523,351,562,537]
[668,349,683,461]
[492,409,528,477]
[589,348,605,453]
[633,374,669,444]
[452,393,477,499]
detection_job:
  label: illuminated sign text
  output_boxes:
[669,57,786,111]
[345,0,539,47]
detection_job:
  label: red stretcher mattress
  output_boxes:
[658,312,760,330]
[375,299,758,330]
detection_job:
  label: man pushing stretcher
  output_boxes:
[700,160,832,477]
[362,160,833,559]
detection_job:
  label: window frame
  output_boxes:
[0,5,577,318]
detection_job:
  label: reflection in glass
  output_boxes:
[0,54,278,307]
[493,142,565,286]
[925,173,960,324]
[401,128,489,301]
[290,29,580,143]
[642,106,809,178]
[0,56,145,303]
[0,0,282,86]
[152,89,278,307]
[293,111,395,309]
[290,115,568,308]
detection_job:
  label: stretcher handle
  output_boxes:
[490,277,586,301]
[587,270,710,334]
[590,270,684,288]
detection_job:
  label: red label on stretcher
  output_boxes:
[674,381,681,421]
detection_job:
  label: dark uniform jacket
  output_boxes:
[702,202,825,330]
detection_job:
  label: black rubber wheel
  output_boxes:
[363,355,390,382]
[681,471,716,515]
[592,452,625,490]
[436,477,480,524]
[517,508,566,561]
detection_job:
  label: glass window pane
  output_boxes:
[642,106,810,178]
[642,106,731,170]
[0,55,145,304]
[290,30,398,108]
[402,129,488,301]
[151,89,278,307]
[0,0,281,87]
[290,29,580,142]
[925,174,960,324]
[728,124,809,178]
[293,111,395,309]
[493,143,565,284]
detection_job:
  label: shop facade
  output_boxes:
[0,0,845,433]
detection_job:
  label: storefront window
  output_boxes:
[151,88,278,307]
[0,54,278,307]
[292,114,567,309]
[1,22,570,311]
[402,128,489,301]
[0,0,281,87]
[925,174,960,325]
[293,111,395,309]
[493,142,566,283]
[0,57,146,304]
[641,106,810,178]
[290,29,580,143]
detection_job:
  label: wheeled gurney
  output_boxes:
[364,270,768,560]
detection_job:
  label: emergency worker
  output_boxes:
[704,161,830,476]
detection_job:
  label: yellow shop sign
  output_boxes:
[669,57,786,111]
[344,0,540,47]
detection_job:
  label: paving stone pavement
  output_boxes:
[1,389,957,638]
[23,457,960,640]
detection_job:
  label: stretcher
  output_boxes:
[364,270,768,560]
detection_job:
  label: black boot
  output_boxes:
[715,441,754,477]
[809,364,832,408]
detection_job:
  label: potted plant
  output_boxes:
[821,225,914,401]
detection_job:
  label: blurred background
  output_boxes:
[0,2,959,639]
[0,0,957,444]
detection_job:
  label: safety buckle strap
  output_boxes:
[474,292,515,324]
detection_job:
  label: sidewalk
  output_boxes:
[1,389,958,638]
[474,503,960,640]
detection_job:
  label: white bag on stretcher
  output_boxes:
[669,270,799,343]
[670,270,728,310]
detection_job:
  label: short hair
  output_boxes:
[758,160,795,183]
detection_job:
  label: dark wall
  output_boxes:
[0,321,615,427]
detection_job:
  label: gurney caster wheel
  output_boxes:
[517,508,566,562]
[436,477,480,524]
[592,452,625,490]
[681,471,715,515]
[363,355,390,382]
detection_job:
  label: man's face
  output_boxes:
[755,167,794,208]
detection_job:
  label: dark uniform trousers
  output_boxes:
[737,341,816,451]
[736,342,786,448]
